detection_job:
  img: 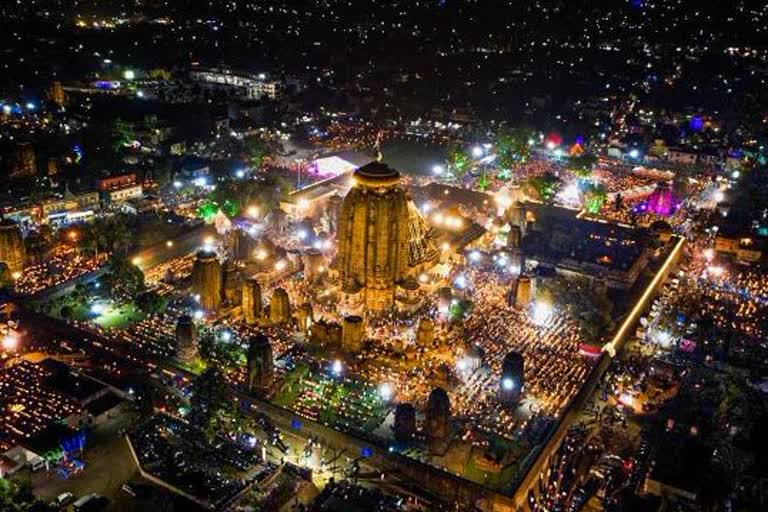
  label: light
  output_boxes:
[454,274,467,289]
[297,230,307,240]
[471,146,484,158]
[26,102,35,110]
[193,177,207,187]
[173,180,183,189]
[193,294,201,302]
[702,248,714,260]
[298,198,310,210]
[533,301,552,326]
[69,231,78,241]
[469,250,481,262]
[628,149,640,159]
[204,236,214,246]
[495,192,512,210]
[2,105,12,115]
[2,335,19,351]
[123,69,135,80]
[706,265,725,277]
[332,359,343,376]
[418,273,429,283]
[527,138,535,146]
[220,331,232,342]
[421,203,431,213]
[502,377,515,391]
[90,303,105,315]
[255,249,268,260]
[131,257,141,266]
[554,148,563,158]
[432,164,444,175]
[11,271,21,280]
[247,205,259,218]
[731,170,740,179]
[136,90,144,98]
[166,240,174,248]
[235,169,245,178]
[275,260,287,271]
[546,141,556,150]
[378,382,393,401]
[441,242,451,252]
[714,190,725,203]
[193,310,204,320]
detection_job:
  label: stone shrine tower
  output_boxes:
[336,162,438,311]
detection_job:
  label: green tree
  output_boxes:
[568,154,598,178]
[526,172,561,203]
[583,183,607,214]
[101,256,145,299]
[495,128,533,169]
[112,118,136,151]
[448,146,469,179]
[0,479,36,512]
[135,290,168,315]
[244,134,269,168]
[188,367,230,440]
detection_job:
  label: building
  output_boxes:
[39,191,100,223]
[394,403,417,443]
[189,67,283,100]
[425,387,451,454]
[247,334,274,394]
[98,173,137,191]
[714,233,763,263]
[191,249,223,311]
[335,162,439,312]
[341,315,366,352]
[9,143,36,179]
[0,219,26,273]
[269,288,291,324]
[107,184,143,204]
[242,278,262,324]
[499,352,524,405]
[175,315,198,363]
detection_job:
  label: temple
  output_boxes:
[334,162,438,312]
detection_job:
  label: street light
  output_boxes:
[2,334,18,351]
[471,146,484,158]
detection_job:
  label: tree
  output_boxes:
[135,290,168,315]
[583,183,607,214]
[101,256,145,299]
[447,145,469,179]
[495,128,533,169]
[112,118,136,151]
[244,134,269,169]
[568,154,598,178]
[526,172,561,203]
[188,367,230,440]
[0,479,36,512]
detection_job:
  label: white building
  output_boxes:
[189,68,283,100]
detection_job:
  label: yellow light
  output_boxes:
[11,271,21,280]
[204,236,214,245]
[255,249,268,260]
[166,240,174,247]
[275,260,287,271]
[131,257,141,266]
[2,335,18,351]
[247,205,259,218]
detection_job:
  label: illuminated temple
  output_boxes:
[335,162,438,312]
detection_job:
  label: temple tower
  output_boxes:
[191,249,222,311]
